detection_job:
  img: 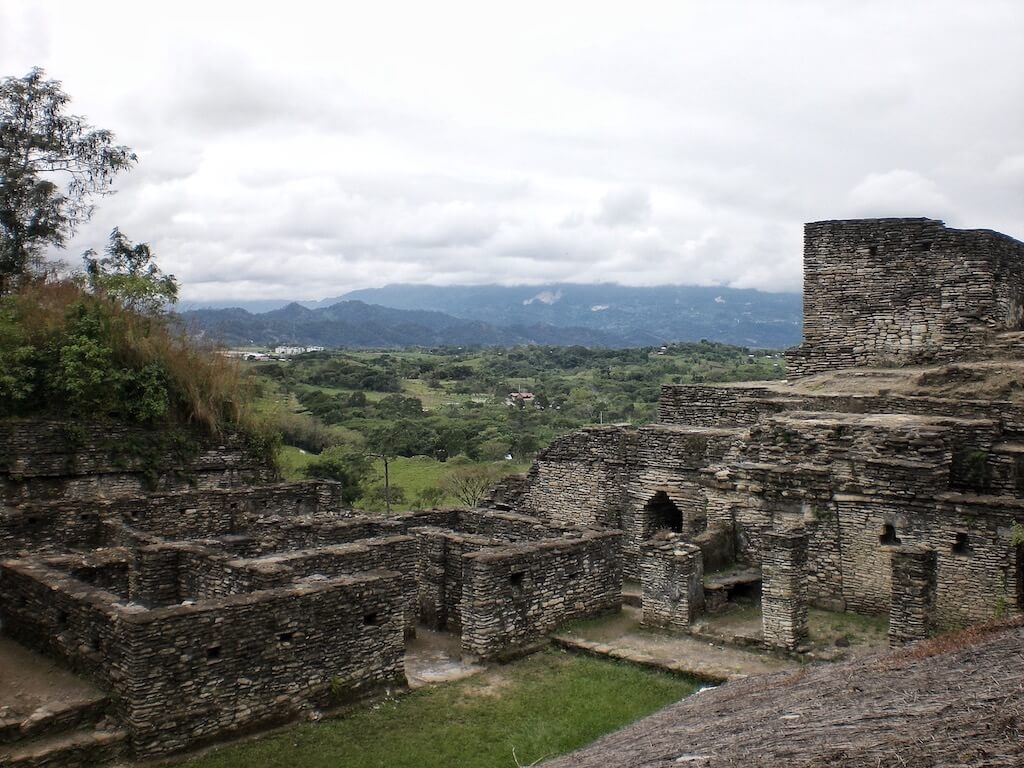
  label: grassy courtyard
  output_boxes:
[180,649,698,768]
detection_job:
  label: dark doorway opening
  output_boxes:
[879,524,901,546]
[645,491,682,534]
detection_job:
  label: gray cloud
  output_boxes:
[597,187,652,228]
[2,1,1023,302]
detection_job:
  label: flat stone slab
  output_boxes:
[703,566,762,591]
[404,627,485,689]
[553,607,796,682]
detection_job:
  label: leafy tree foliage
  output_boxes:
[303,445,372,505]
[0,68,135,292]
[441,464,503,507]
[84,228,178,314]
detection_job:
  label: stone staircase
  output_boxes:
[0,635,128,768]
[0,695,127,768]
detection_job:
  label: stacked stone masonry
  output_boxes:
[760,529,809,651]
[516,218,1024,649]
[787,218,1024,376]
[639,534,704,631]
[888,545,938,646]
[0,422,622,760]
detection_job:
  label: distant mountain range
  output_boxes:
[179,283,802,349]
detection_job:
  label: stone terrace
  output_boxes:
[513,219,1024,656]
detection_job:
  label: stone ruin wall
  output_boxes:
[0,412,629,761]
[519,379,1024,631]
[786,218,1024,377]
[640,536,704,632]
[410,510,622,655]
[0,481,348,558]
[517,425,634,530]
[760,529,809,651]
[1,558,406,757]
[0,420,275,507]
[460,528,622,660]
[518,424,739,580]
[0,424,625,758]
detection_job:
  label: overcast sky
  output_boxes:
[3,1,1023,302]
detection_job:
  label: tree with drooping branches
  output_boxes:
[0,67,135,293]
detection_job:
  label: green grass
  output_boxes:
[179,650,697,768]
[399,377,457,410]
[277,448,531,509]
[363,455,457,508]
[359,456,530,511]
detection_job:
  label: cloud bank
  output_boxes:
[2,1,1022,301]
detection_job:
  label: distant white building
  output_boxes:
[272,345,325,356]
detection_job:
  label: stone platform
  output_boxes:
[0,637,126,767]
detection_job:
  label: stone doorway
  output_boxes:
[643,491,683,536]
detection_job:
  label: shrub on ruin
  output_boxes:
[0,272,273,461]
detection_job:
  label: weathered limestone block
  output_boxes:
[889,545,937,646]
[640,534,704,631]
[761,528,809,651]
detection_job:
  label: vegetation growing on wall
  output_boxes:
[0,276,275,452]
[0,67,278,468]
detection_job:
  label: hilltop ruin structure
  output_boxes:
[3,216,1024,765]
[0,423,620,763]
[512,218,1024,650]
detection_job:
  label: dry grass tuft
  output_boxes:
[881,615,1024,668]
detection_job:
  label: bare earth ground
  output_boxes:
[544,620,1024,768]
[403,627,485,689]
[0,635,105,723]
[690,602,890,661]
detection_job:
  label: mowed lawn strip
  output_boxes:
[179,649,698,768]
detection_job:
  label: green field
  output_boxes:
[179,650,698,768]
[251,344,785,506]
[278,447,527,512]
[278,445,317,480]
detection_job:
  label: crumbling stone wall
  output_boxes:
[660,384,1024,431]
[119,572,405,757]
[0,420,274,505]
[640,535,704,631]
[518,426,635,528]
[521,369,1024,633]
[520,423,740,580]
[0,482,349,558]
[460,529,622,660]
[1,411,629,761]
[787,218,1024,376]
[658,384,788,426]
[0,558,406,758]
[413,527,508,631]
[889,545,937,646]
[761,529,809,651]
